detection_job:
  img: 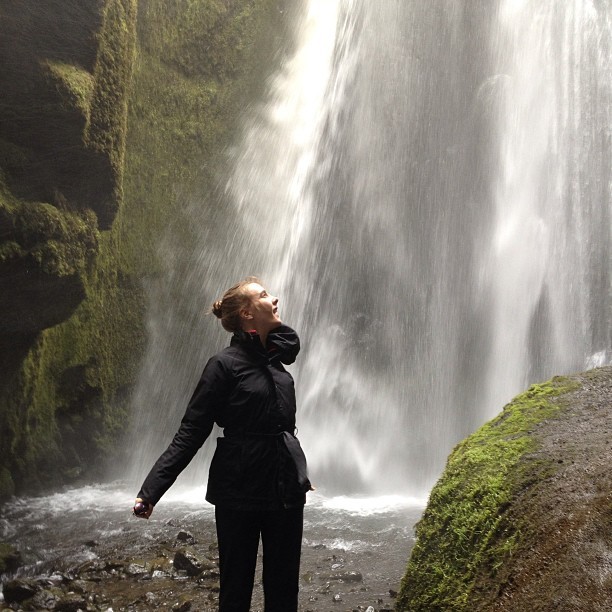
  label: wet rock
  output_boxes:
[70,579,88,594]
[151,569,171,579]
[75,559,102,574]
[172,594,193,611]
[320,570,363,583]
[35,573,64,589]
[31,587,60,610]
[150,555,173,573]
[102,559,125,572]
[176,530,197,545]
[54,592,89,611]
[198,568,220,581]
[0,543,22,573]
[125,562,148,577]
[173,549,214,576]
[301,570,315,583]
[2,578,39,603]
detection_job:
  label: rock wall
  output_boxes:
[396,366,612,611]
[0,0,290,500]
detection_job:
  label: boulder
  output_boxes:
[396,368,612,611]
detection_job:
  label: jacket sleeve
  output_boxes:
[137,354,232,505]
[267,324,300,365]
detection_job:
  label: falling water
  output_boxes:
[128,0,611,498]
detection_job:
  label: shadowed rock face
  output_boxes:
[0,0,290,500]
[0,0,133,343]
[0,0,137,498]
[0,0,123,228]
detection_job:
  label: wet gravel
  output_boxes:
[0,489,422,611]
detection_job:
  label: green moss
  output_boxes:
[119,0,291,273]
[0,186,99,276]
[0,241,25,263]
[0,468,15,502]
[0,542,21,573]
[1,233,146,491]
[396,376,580,611]
[0,0,138,493]
[84,0,138,228]
[0,0,292,496]
[43,60,95,117]
[15,203,99,276]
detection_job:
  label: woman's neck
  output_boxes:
[242,326,268,347]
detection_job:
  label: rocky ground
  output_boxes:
[0,527,403,612]
[0,494,416,612]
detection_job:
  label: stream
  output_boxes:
[0,483,423,611]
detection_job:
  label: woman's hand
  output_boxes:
[133,498,153,519]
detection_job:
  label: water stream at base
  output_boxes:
[0,485,423,609]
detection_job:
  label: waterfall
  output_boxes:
[128,0,611,498]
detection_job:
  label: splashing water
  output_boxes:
[128,0,611,499]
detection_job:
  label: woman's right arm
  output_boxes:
[134,354,231,513]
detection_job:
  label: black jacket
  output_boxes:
[138,325,310,510]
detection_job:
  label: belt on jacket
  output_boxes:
[223,430,311,492]
[225,430,288,438]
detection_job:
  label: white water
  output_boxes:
[127,0,611,500]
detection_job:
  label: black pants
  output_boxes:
[215,505,304,612]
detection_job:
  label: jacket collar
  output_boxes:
[231,325,300,365]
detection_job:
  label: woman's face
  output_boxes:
[243,282,282,333]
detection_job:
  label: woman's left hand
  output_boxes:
[132,498,153,519]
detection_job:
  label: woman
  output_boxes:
[133,277,311,612]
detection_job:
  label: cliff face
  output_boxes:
[0,0,138,498]
[396,366,612,611]
[0,0,132,336]
[0,0,290,500]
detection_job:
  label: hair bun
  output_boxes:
[212,299,223,319]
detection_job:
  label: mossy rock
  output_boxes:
[0,0,293,497]
[0,189,99,334]
[0,542,22,573]
[396,369,612,611]
[42,60,95,118]
[0,468,15,502]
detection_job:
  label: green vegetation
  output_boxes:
[396,376,580,611]
[0,0,291,501]
[0,0,139,500]
[0,542,21,573]
[2,198,99,277]
[84,0,139,227]
[43,60,95,117]
[120,0,291,274]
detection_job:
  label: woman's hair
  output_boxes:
[211,276,261,333]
